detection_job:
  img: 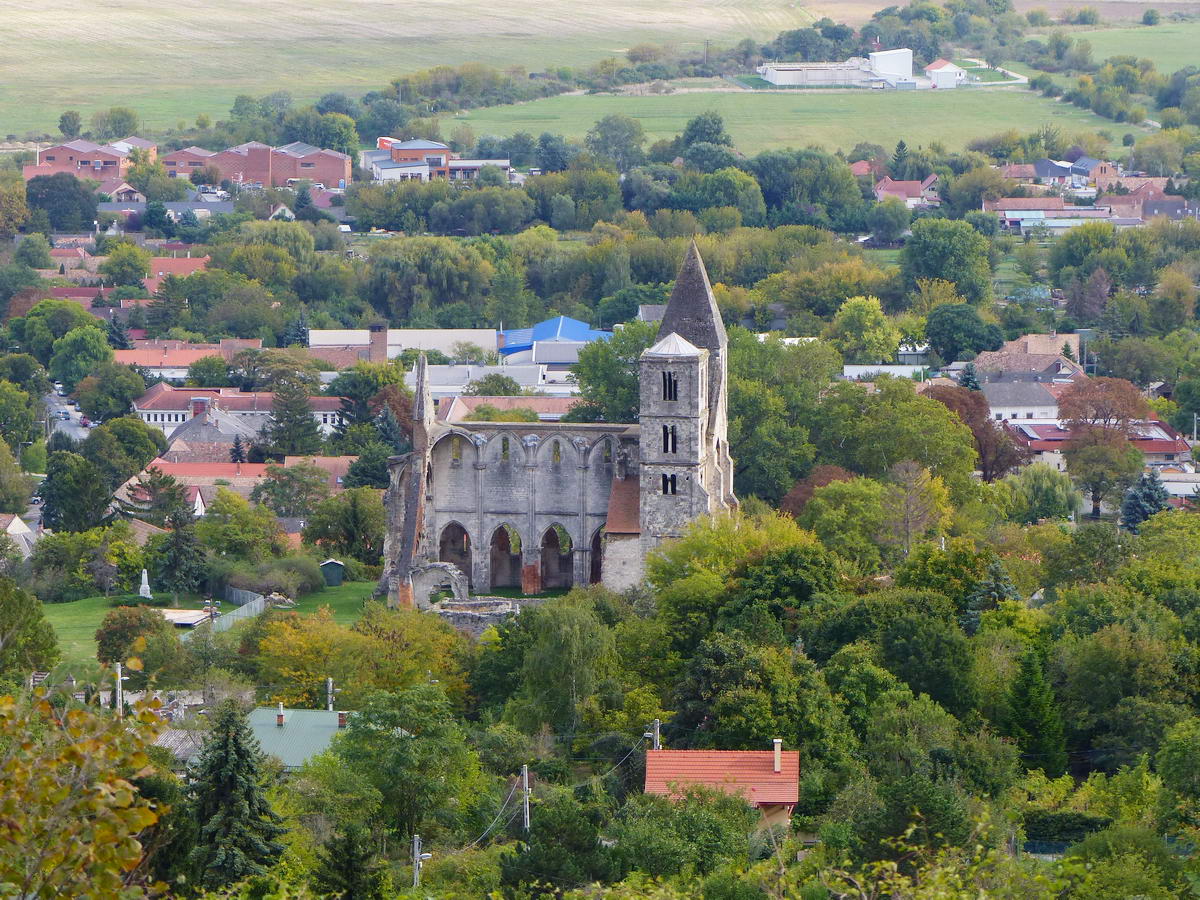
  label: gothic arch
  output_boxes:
[540,523,574,591]
[438,521,473,590]
[488,523,523,590]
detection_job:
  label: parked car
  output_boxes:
[58,411,70,421]
[80,416,90,427]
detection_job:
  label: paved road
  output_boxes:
[44,393,90,442]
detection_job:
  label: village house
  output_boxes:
[131,383,345,437]
[160,141,351,189]
[22,136,157,181]
[1009,420,1191,472]
[114,337,257,380]
[924,58,967,88]
[361,138,513,183]
[644,742,801,830]
[874,174,939,208]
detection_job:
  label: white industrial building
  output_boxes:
[757,48,915,89]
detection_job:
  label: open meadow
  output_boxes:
[1073,20,1200,71]
[0,0,808,135]
[451,87,1139,154]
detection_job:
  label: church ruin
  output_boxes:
[380,243,736,608]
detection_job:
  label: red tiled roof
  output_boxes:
[644,750,800,806]
[133,384,343,412]
[283,456,357,491]
[924,58,955,71]
[875,176,926,199]
[145,461,271,478]
[605,476,640,535]
[1001,164,1037,178]
[148,256,210,277]
[115,348,219,368]
[985,197,1067,211]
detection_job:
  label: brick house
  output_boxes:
[162,141,351,188]
[23,137,156,181]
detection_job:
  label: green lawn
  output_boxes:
[452,88,1134,154]
[291,581,379,625]
[1073,21,1200,73]
[0,0,808,135]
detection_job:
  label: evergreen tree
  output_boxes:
[311,824,391,900]
[891,139,909,176]
[345,441,391,489]
[376,406,410,453]
[185,699,286,889]
[280,308,310,348]
[264,379,323,455]
[1004,651,1068,777]
[959,558,1020,634]
[152,509,207,605]
[959,362,981,391]
[229,434,247,464]
[122,466,188,526]
[106,318,131,350]
[1120,469,1170,533]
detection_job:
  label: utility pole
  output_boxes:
[644,718,661,750]
[411,834,431,887]
[521,764,531,833]
[114,662,124,717]
[326,677,334,711]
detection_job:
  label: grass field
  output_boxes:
[0,0,809,135]
[42,582,377,673]
[1074,21,1200,71]
[451,88,1135,154]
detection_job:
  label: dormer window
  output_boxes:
[662,371,678,401]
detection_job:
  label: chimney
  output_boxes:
[276,702,285,727]
[772,738,782,774]
[368,323,387,363]
[337,711,347,728]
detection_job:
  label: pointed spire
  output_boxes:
[658,240,726,352]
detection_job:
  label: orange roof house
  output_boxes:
[644,742,800,829]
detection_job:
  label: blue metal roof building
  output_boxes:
[499,316,610,356]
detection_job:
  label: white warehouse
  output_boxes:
[757,48,916,89]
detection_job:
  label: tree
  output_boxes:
[463,373,524,396]
[567,319,658,422]
[1005,650,1067,776]
[0,579,59,682]
[334,685,478,837]
[303,487,386,564]
[74,361,145,422]
[41,451,110,532]
[867,197,910,243]
[0,380,37,451]
[798,477,891,570]
[1065,268,1112,325]
[1065,428,1145,518]
[823,295,901,363]
[924,303,1003,362]
[584,114,646,171]
[376,405,409,453]
[186,699,286,890]
[95,604,173,665]
[14,234,51,269]
[25,173,97,232]
[230,434,247,464]
[0,440,34,514]
[99,242,151,288]
[345,441,391,489]
[500,790,616,896]
[250,461,330,517]
[79,417,166,490]
[58,110,82,137]
[187,355,231,387]
[1120,470,1169,533]
[880,613,978,717]
[123,466,188,526]
[0,690,160,897]
[1005,463,1081,524]
[960,558,1020,634]
[48,326,113,392]
[923,384,1028,482]
[902,218,993,303]
[1143,7,1160,23]
[263,378,323,455]
[884,460,951,555]
[194,489,283,561]
[311,823,391,899]
[149,509,207,605]
[1058,377,1150,434]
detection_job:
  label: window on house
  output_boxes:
[662,371,678,401]
[45,155,55,161]
[551,440,561,464]
[662,424,677,453]
[1026,413,1033,419]
[501,436,510,461]
[661,473,677,495]
[301,162,315,168]
[994,413,1003,420]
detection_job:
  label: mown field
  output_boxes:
[1073,20,1200,71]
[452,87,1137,154]
[0,0,808,135]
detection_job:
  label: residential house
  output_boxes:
[644,742,800,830]
[874,174,939,208]
[1032,159,1073,185]
[365,138,513,183]
[849,159,886,178]
[97,179,145,202]
[156,707,350,771]
[1009,420,1191,472]
[1099,183,1193,221]
[283,455,356,492]
[160,141,351,189]
[981,379,1061,421]
[0,514,37,558]
[158,400,261,463]
[999,163,1037,183]
[132,383,345,437]
[22,137,157,181]
[924,58,967,88]
[306,324,498,366]
[984,196,1119,234]
[142,255,210,294]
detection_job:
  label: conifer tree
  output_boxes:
[280,308,310,348]
[186,699,286,889]
[1004,651,1067,777]
[153,509,206,606]
[959,362,981,391]
[106,318,131,350]
[229,434,247,464]
[311,823,391,900]
[264,378,323,455]
[1120,469,1170,533]
[376,405,410,453]
[960,558,1020,634]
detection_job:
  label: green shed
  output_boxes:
[319,558,346,587]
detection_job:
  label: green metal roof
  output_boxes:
[247,708,345,770]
